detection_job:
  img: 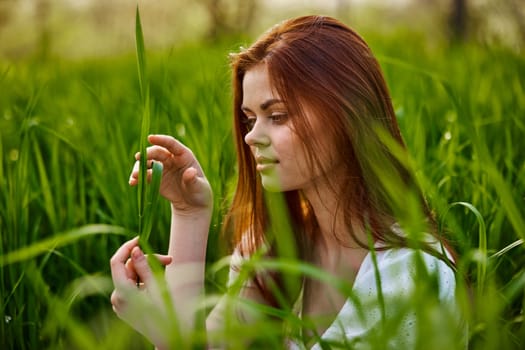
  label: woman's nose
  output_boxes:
[244,119,270,147]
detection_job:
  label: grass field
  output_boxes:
[1,20,524,349]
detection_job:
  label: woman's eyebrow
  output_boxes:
[260,98,284,110]
[241,98,284,113]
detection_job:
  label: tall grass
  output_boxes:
[0,22,524,349]
[135,6,163,249]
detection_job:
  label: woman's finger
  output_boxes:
[130,246,169,304]
[110,236,140,289]
[153,254,173,266]
[110,290,127,314]
[148,134,192,161]
[134,145,173,165]
[125,253,172,286]
[128,160,155,185]
[145,145,173,162]
[182,167,213,206]
[129,160,140,185]
[135,146,171,161]
[125,258,137,281]
[129,159,163,186]
[130,246,154,285]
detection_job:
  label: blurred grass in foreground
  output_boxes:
[0,28,524,349]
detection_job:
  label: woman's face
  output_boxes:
[242,64,338,192]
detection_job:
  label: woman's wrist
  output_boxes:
[170,202,213,219]
[168,204,211,262]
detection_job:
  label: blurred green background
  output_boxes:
[1,0,524,349]
[1,0,524,58]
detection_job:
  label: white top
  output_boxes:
[289,246,460,349]
[228,241,462,349]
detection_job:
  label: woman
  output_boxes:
[110,15,463,349]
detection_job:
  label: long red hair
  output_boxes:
[224,15,445,306]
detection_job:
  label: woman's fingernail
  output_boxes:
[132,247,144,260]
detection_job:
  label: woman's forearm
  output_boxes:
[164,204,212,334]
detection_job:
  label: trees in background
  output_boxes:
[448,0,525,45]
[450,0,468,40]
[0,0,524,57]
[203,0,259,40]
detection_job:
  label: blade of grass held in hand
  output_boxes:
[135,5,147,101]
[140,161,163,246]
[138,92,150,234]
[134,7,163,254]
[135,5,153,245]
[134,8,177,255]
[131,55,172,327]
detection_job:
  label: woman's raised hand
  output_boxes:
[129,134,213,214]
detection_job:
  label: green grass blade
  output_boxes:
[490,239,524,259]
[140,160,163,246]
[366,223,386,326]
[0,224,128,266]
[138,90,150,236]
[135,5,147,101]
[444,201,487,295]
[135,5,151,241]
[32,138,57,230]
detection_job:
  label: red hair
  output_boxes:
[224,15,446,306]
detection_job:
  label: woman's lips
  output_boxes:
[255,156,279,171]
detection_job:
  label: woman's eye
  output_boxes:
[242,117,256,129]
[270,113,288,124]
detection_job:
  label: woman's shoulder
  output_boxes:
[355,241,457,301]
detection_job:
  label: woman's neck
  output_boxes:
[301,180,369,276]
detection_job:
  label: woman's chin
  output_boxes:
[260,177,285,192]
